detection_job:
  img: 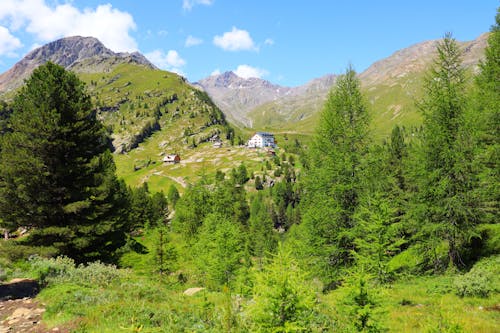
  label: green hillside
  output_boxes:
[245,34,487,141]
[75,63,267,192]
[248,73,425,141]
[77,63,229,154]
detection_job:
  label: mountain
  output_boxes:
[0,36,155,94]
[199,34,488,138]
[0,36,231,159]
[195,71,293,127]
[359,33,488,87]
[358,33,488,137]
[248,74,337,131]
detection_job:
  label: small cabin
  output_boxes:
[163,154,180,164]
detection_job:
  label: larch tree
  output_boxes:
[473,8,500,226]
[414,34,479,270]
[297,66,370,281]
[0,62,129,262]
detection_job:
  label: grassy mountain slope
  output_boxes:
[78,63,229,153]
[75,63,266,192]
[245,34,487,140]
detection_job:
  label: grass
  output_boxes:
[114,125,283,193]
[320,274,499,332]
[30,263,499,332]
[384,276,500,332]
[2,229,498,332]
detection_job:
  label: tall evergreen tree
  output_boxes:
[167,184,180,208]
[473,8,500,226]
[0,62,129,262]
[171,182,212,238]
[194,213,245,289]
[297,66,369,280]
[248,192,277,259]
[414,34,479,269]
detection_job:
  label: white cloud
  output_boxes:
[213,27,257,52]
[0,25,22,56]
[233,65,268,79]
[185,35,203,47]
[183,0,214,11]
[145,49,186,75]
[264,38,274,46]
[0,1,137,52]
[158,30,168,37]
[210,69,221,76]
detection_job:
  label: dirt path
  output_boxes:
[0,279,69,333]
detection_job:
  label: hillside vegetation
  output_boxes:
[79,63,230,154]
[0,8,499,333]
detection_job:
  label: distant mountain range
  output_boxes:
[195,71,337,127]
[196,33,488,136]
[0,33,490,193]
[0,33,489,141]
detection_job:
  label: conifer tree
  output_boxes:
[297,66,369,280]
[414,34,479,269]
[194,213,245,288]
[0,62,129,262]
[248,193,277,258]
[473,8,500,225]
[167,184,180,208]
[171,182,211,238]
[247,243,316,332]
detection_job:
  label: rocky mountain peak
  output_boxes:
[0,36,155,94]
[25,36,114,68]
[195,71,292,126]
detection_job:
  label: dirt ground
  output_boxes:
[0,279,69,333]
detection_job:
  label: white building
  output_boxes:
[247,132,276,148]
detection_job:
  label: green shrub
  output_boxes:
[28,256,124,288]
[454,255,500,297]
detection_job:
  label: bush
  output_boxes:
[28,256,124,288]
[454,255,500,297]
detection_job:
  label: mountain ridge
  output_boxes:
[197,33,487,137]
[0,36,155,94]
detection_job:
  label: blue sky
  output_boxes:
[0,1,498,86]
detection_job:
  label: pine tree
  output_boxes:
[167,184,180,208]
[340,270,385,332]
[194,213,245,289]
[247,243,316,332]
[388,125,407,192]
[248,192,277,258]
[473,8,500,225]
[153,225,177,275]
[297,66,369,280]
[414,34,479,270]
[129,183,156,228]
[171,182,211,238]
[0,62,129,262]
